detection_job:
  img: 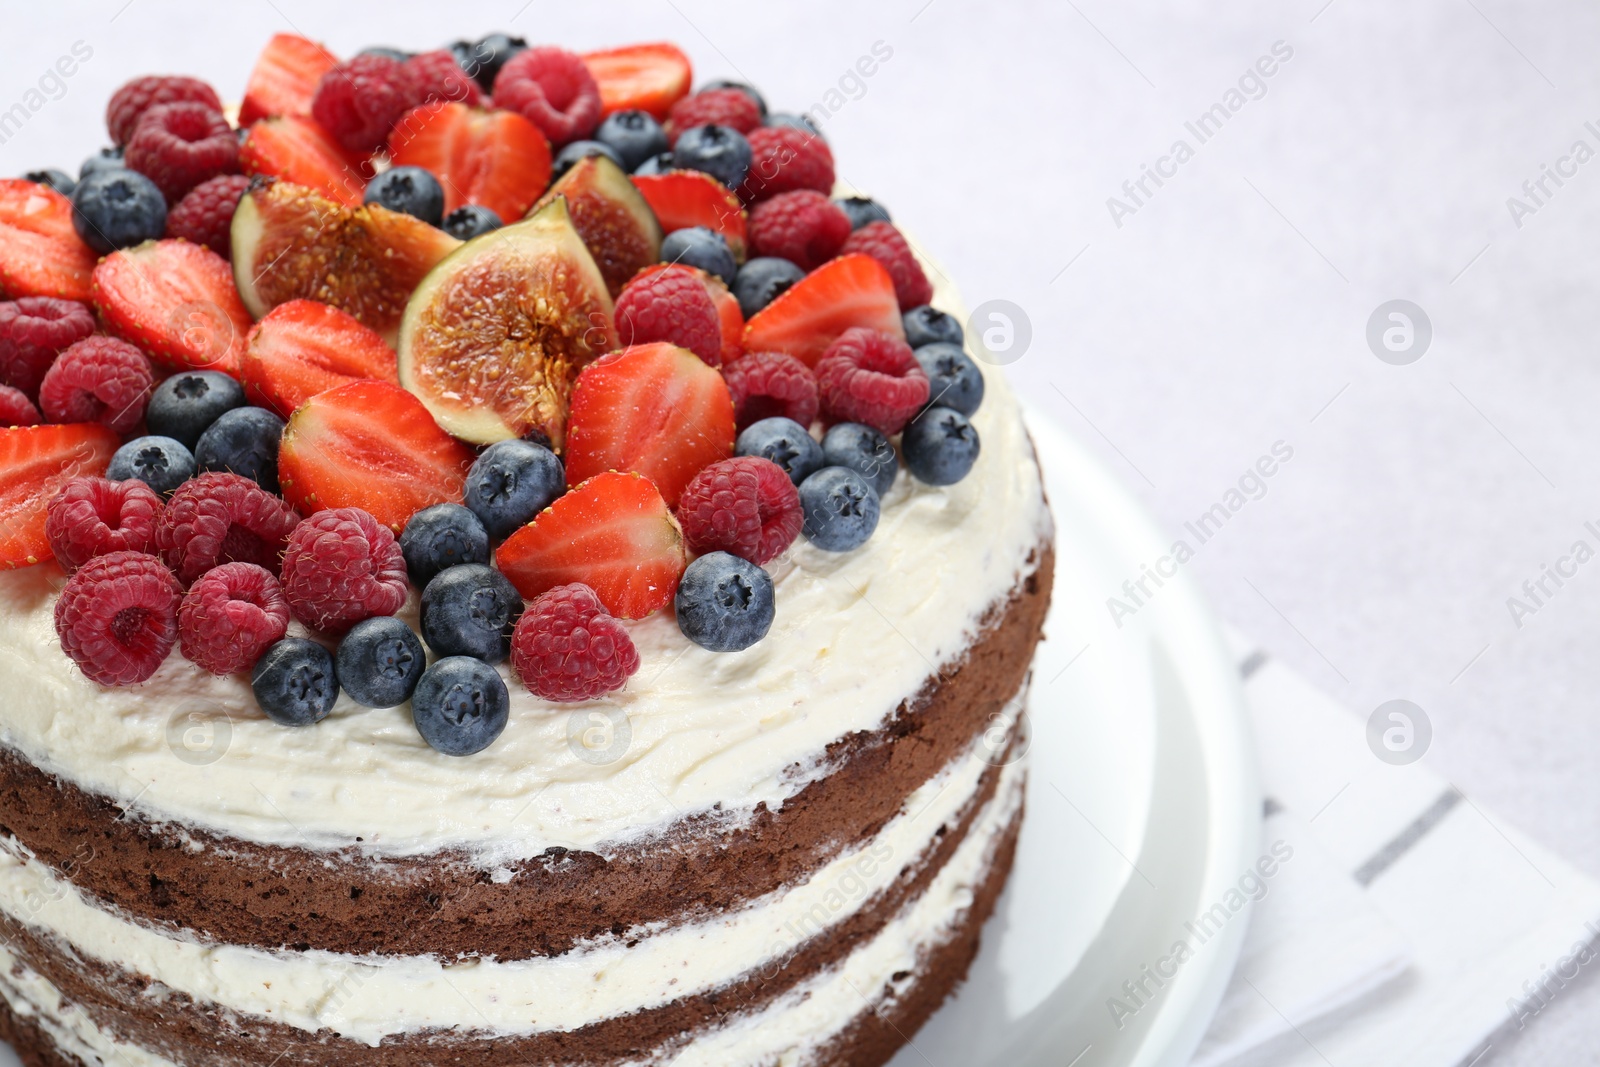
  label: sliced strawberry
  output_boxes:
[388,103,552,223]
[240,116,369,207]
[630,263,743,366]
[0,423,119,569]
[742,253,905,367]
[91,239,254,375]
[0,181,98,303]
[564,341,734,507]
[631,170,747,260]
[240,299,398,417]
[277,379,474,532]
[581,42,693,120]
[496,470,686,619]
[240,33,339,126]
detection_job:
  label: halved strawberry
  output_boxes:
[0,423,119,568]
[240,116,369,207]
[0,181,98,303]
[631,171,747,260]
[630,263,743,365]
[240,33,339,126]
[581,43,693,120]
[277,379,474,532]
[92,239,254,375]
[388,103,552,223]
[240,299,398,417]
[742,254,905,367]
[496,471,686,619]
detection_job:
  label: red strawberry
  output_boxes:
[496,470,687,619]
[240,116,369,207]
[91,239,254,374]
[240,33,340,126]
[564,342,735,507]
[631,171,747,260]
[240,299,398,417]
[388,103,552,223]
[277,379,474,532]
[581,42,693,120]
[0,423,119,568]
[742,253,905,367]
[0,181,98,303]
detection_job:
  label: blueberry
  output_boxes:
[420,563,523,663]
[25,169,76,197]
[595,110,669,172]
[675,552,775,652]
[901,304,963,348]
[78,146,124,180]
[401,503,491,587]
[799,467,880,552]
[836,196,891,231]
[902,406,981,486]
[633,151,674,176]
[412,656,510,756]
[146,370,246,449]
[464,439,565,540]
[552,140,623,181]
[71,169,165,255]
[661,226,738,286]
[701,79,768,117]
[737,417,823,486]
[766,112,822,137]
[107,436,196,497]
[336,616,426,708]
[913,343,984,417]
[195,406,285,493]
[358,46,411,62]
[732,257,805,318]
[251,638,339,727]
[672,125,751,189]
[365,166,445,227]
[821,423,898,498]
[457,32,528,93]
[441,204,503,240]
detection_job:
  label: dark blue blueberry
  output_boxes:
[24,169,76,197]
[766,112,821,137]
[401,504,491,587]
[336,616,426,708]
[465,439,565,541]
[364,166,445,227]
[675,552,775,652]
[456,32,528,92]
[107,436,196,497]
[441,204,503,240]
[357,46,411,62]
[732,257,805,318]
[901,304,963,348]
[835,196,891,231]
[78,146,124,180]
[195,406,285,493]
[737,417,823,486]
[420,563,524,663]
[71,169,164,255]
[251,638,339,727]
[820,423,898,498]
[412,656,510,756]
[552,140,623,181]
[146,370,246,450]
[799,467,880,552]
[661,226,737,286]
[633,151,674,176]
[913,343,984,417]
[701,79,768,117]
[902,406,981,486]
[672,125,751,190]
[595,110,669,172]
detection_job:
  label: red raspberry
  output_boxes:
[280,507,408,633]
[0,386,40,427]
[157,472,302,586]
[178,562,291,675]
[614,268,723,366]
[46,477,163,571]
[738,127,835,203]
[492,47,602,148]
[54,550,182,686]
[677,457,802,566]
[665,89,762,145]
[841,222,934,311]
[403,50,486,108]
[38,337,154,435]
[165,174,252,258]
[723,352,818,432]
[124,102,240,204]
[311,54,420,153]
[815,328,930,436]
[106,75,223,146]
[0,297,97,399]
[511,583,640,702]
[748,191,852,272]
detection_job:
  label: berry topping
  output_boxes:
[799,466,880,552]
[633,151,674,176]
[401,49,485,108]
[420,562,524,663]
[840,221,933,311]
[455,32,527,93]
[91,238,253,373]
[46,476,162,571]
[337,615,426,708]
[400,503,490,587]
[240,299,399,419]
[701,80,768,116]
[195,407,285,492]
[821,422,899,498]
[836,195,891,231]
[71,169,168,255]
[79,147,125,180]
[676,456,802,566]
[412,656,510,756]
[672,125,753,189]
[675,551,775,653]
[595,109,669,171]
[732,257,805,319]
[0,296,96,398]
[146,370,245,449]
[38,336,154,435]
[738,126,835,203]
[23,167,73,192]
[0,387,40,427]
[388,103,551,223]
[281,507,408,633]
[815,327,930,435]
[665,89,762,144]
[614,267,722,367]
[240,33,338,126]
[364,165,445,226]
[311,53,420,153]
[735,416,824,486]
[510,582,640,702]
[239,116,368,207]
[902,406,981,486]
[53,550,181,686]
[0,424,119,569]
[465,439,566,542]
[441,205,503,240]
[581,42,692,121]
[0,181,98,303]
[630,170,748,260]
[914,342,985,417]
[493,46,603,147]
[106,76,223,147]
[164,173,251,257]
[156,471,301,585]
[123,102,239,204]
[747,190,851,272]
[722,351,819,433]
[108,436,196,497]
[902,304,964,349]
[552,139,622,180]
[251,637,339,726]
[660,226,738,286]
[177,562,291,675]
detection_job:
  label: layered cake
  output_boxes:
[0,30,1053,1067]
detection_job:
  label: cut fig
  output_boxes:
[532,154,661,298]
[397,197,618,449]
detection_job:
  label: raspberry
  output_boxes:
[165,174,252,258]
[815,328,930,436]
[738,127,835,203]
[156,472,302,585]
[281,507,408,633]
[841,222,934,311]
[311,54,420,153]
[748,191,852,272]
[46,477,163,571]
[677,457,802,566]
[723,352,819,432]
[665,89,762,145]
[491,47,602,147]
[178,562,291,675]
[106,75,223,146]
[53,550,181,686]
[510,583,639,702]
[403,50,486,108]
[0,298,96,399]
[124,102,240,204]
[614,268,723,366]
[0,386,40,427]
[38,337,154,435]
